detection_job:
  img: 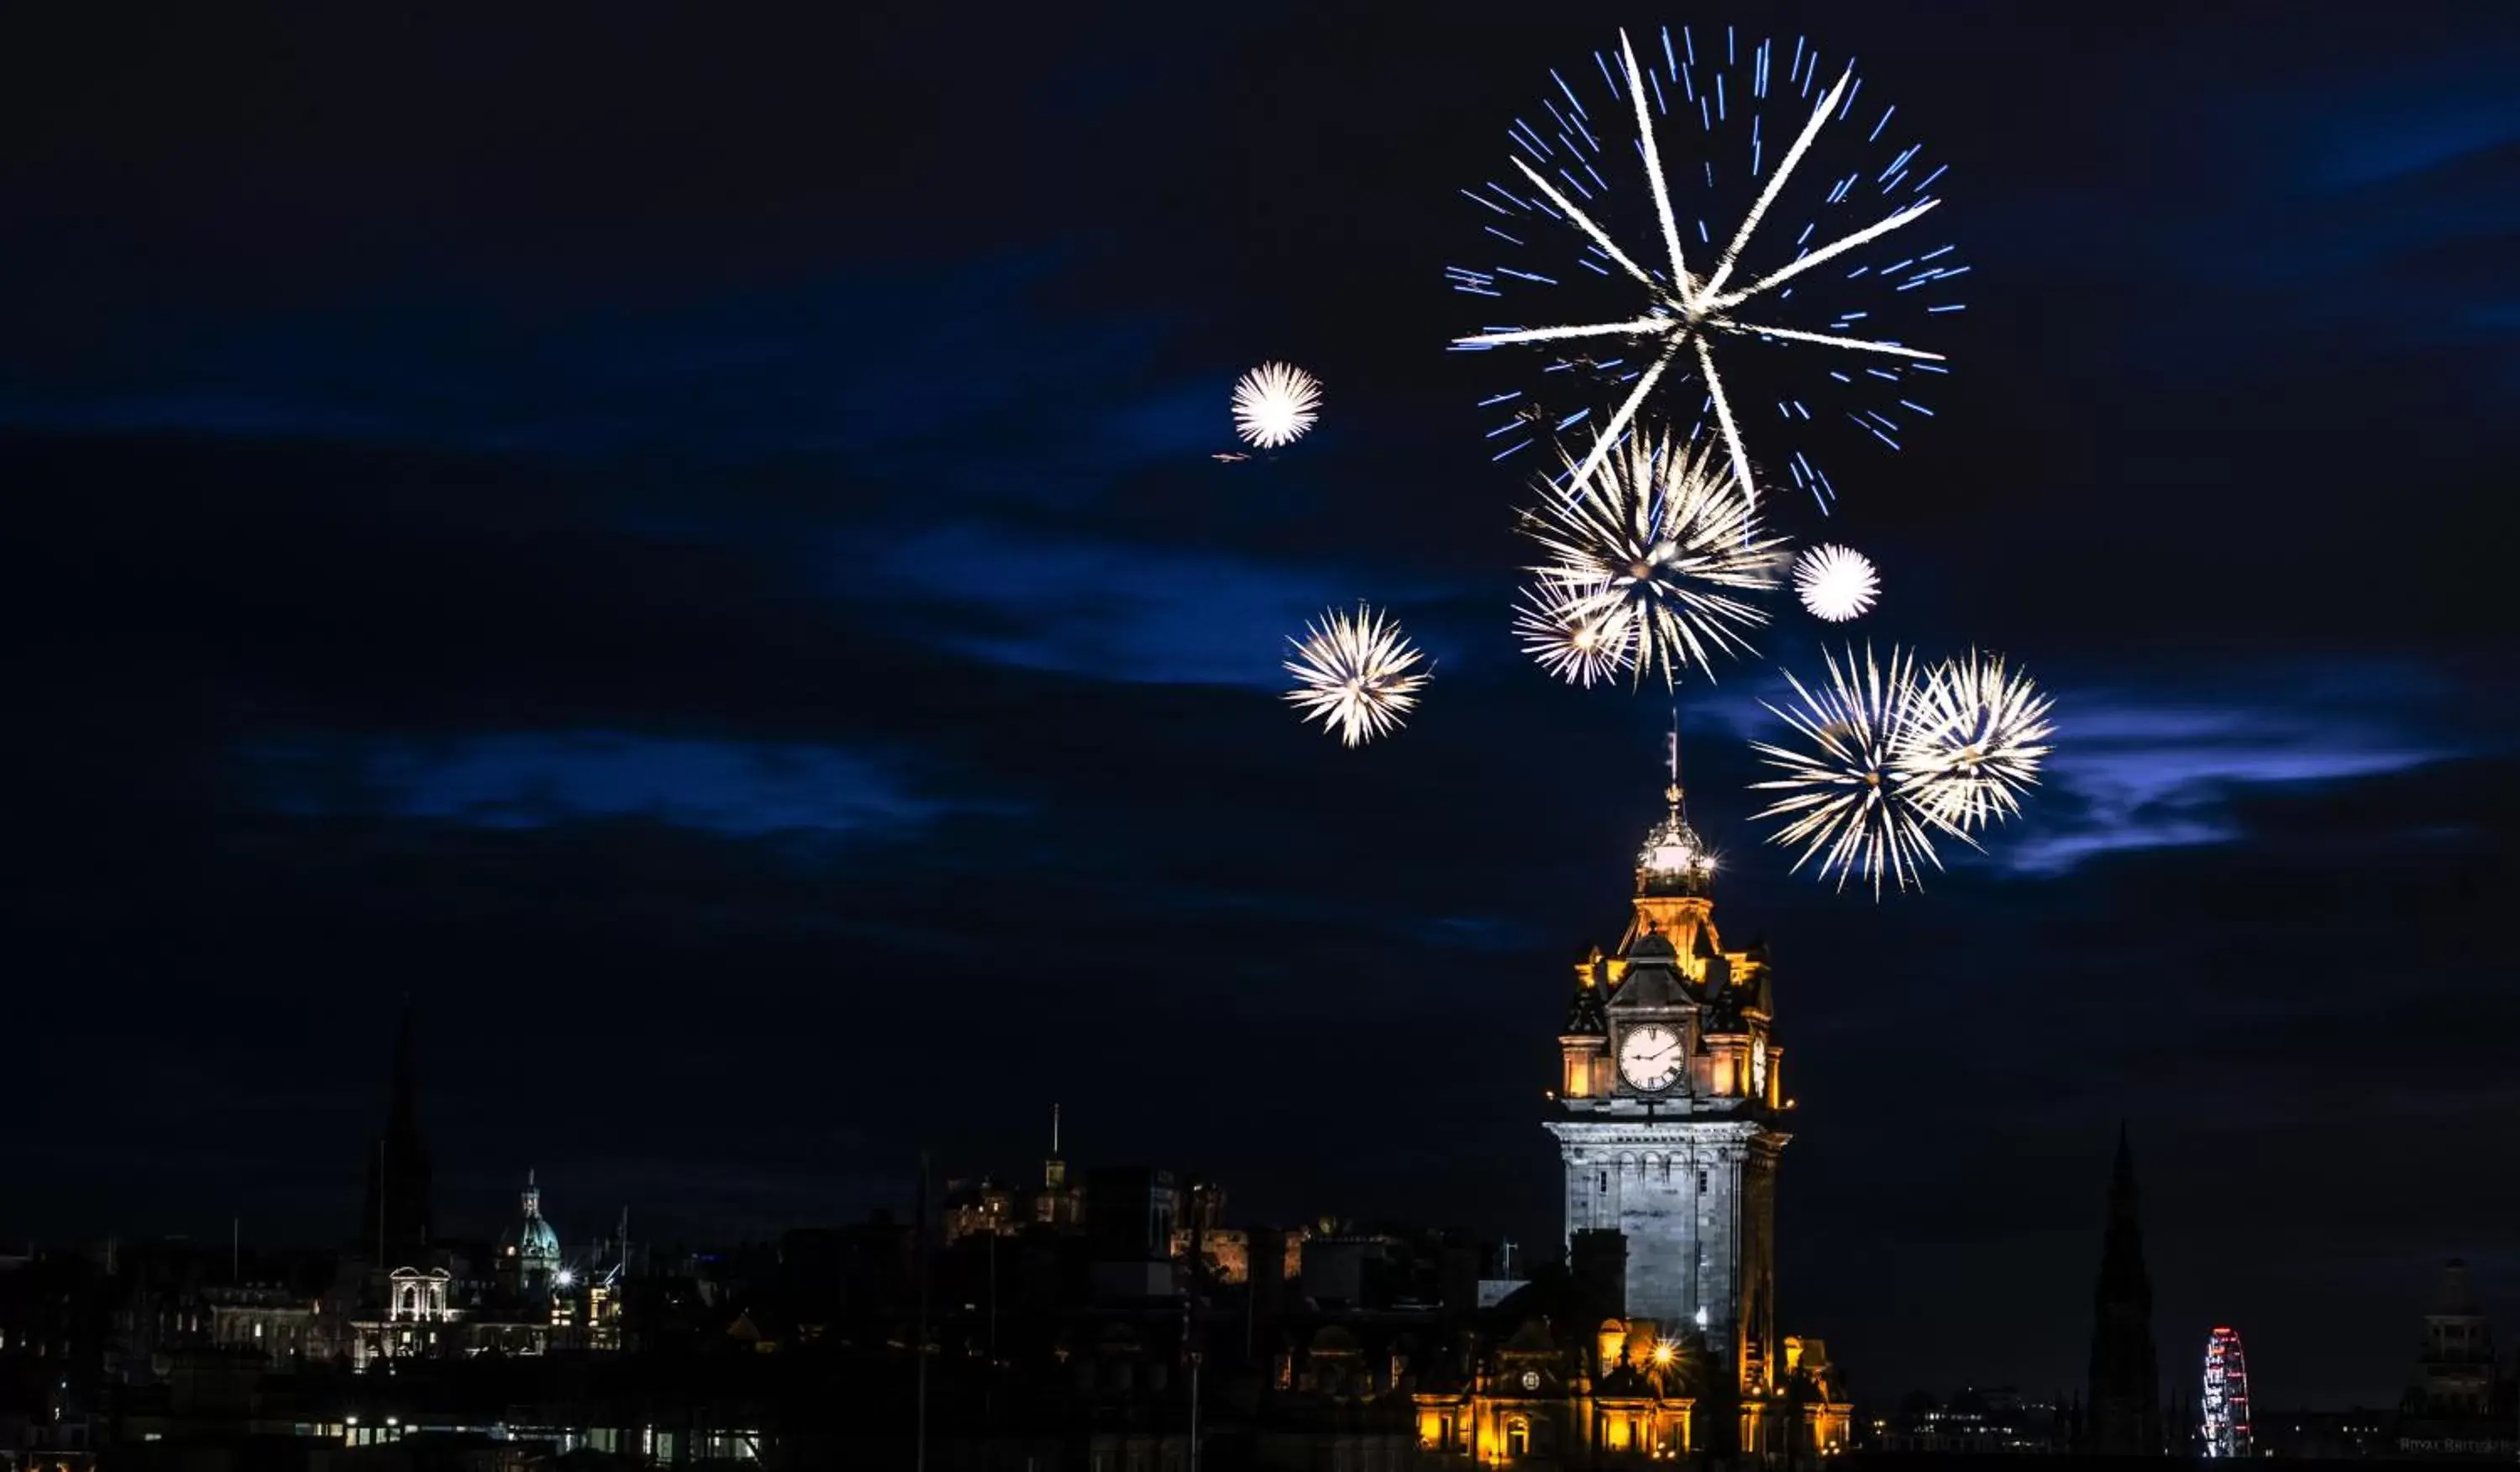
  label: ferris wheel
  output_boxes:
[2202,1326,2254,1458]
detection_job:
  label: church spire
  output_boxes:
[359,996,435,1260]
[386,996,420,1135]
[2086,1123,2163,1454]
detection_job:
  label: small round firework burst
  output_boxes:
[1283,602,1431,747]
[1748,642,1971,896]
[1793,543,1879,622]
[1231,361,1324,449]
[1519,427,1785,687]
[1898,649,2054,830]
[1511,582,1639,687]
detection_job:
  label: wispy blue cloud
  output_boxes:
[0,253,1200,475]
[1695,660,2468,876]
[250,730,960,837]
[861,521,1431,687]
[2008,697,2455,874]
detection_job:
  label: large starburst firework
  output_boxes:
[1511,582,1638,687]
[1283,603,1431,747]
[1900,649,2054,830]
[1749,642,1969,896]
[1231,361,1324,449]
[1450,26,1964,513]
[1519,428,1784,686]
[1793,543,1879,621]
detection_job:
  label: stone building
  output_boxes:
[1534,775,1835,1459]
[1411,770,1849,1464]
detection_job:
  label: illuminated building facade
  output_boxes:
[1408,771,1848,1464]
[2202,1326,2253,1457]
[1541,777,1811,1455]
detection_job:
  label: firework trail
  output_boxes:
[1793,543,1879,621]
[1449,26,1965,514]
[1231,361,1324,449]
[1900,649,2053,830]
[1519,428,1785,687]
[1749,642,1970,896]
[1284,603,1431,746]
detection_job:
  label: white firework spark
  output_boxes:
[1231,361,1324,449]
[1519,428,1785,687]
[1749,643,1971,896]
[1452,28,1959,510]
[1512,581,1638,687]
[1283,603,1431,747]
[1793,544,1880,622]
[1898,650,2054,830]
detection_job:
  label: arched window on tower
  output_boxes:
[1506,1417,1531,1458]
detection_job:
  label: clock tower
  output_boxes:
[1544,773,1791,1443]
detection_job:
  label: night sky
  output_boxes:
[4,0,2515,1414]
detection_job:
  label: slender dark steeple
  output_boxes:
[358,999,435,1261]
[2085,1124,2163,1455]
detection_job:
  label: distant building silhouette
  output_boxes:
[356,1000,434,1260]
[2397,1258,2517,1458]
[2084,1124,2162,1455]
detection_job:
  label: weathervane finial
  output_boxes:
[1666,700,1683,808]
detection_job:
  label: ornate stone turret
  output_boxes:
[1559,950,1612,1100]
[1625,783,1722,969]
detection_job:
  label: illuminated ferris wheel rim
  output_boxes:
[2202,1326,2253,1459]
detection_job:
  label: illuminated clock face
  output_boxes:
[1751,1038,1770,1096]
[1520,1369,1541,1391]
[1618,1024,1683,1091]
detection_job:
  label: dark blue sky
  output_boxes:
[3,0,2515,1410]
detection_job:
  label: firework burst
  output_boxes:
[1749,642,1969,896]
[1519,428,1784,686]
[1450,26,1964,513]
[1284,603,1431,747]
[1793,543,1879,622]
[1899,649,2053,829]
[1512,582,1638,687]
[1231,361,1324,449]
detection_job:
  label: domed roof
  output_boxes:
[1635,786,1714,896]
[514,1171,561,1267]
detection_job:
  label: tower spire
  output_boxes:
[387,994,419,1133]
[2087,1124,2163,1454]
[359,996,435,1258]
[1666,698,1683,807]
